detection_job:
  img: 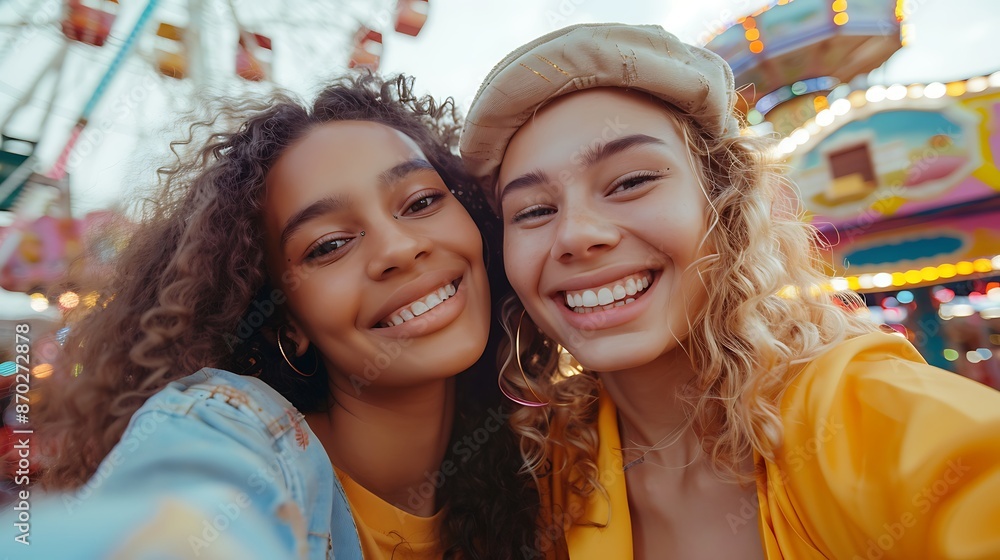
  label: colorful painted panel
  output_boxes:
[834,208,1000,275]
[791,93,1000,229]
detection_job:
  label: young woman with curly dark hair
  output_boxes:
[14,74,538,559]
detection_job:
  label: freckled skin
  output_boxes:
[498,89,764,559]
[498,88,709,373]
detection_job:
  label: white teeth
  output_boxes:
[597,288,614,305]
[377,281,461,327]
[564,272,653,314]
[426,293,443,309]
[411,301,430,316]
[625,278,637,296]
[612,285,626,301]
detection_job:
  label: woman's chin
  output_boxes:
[567,339,672,374]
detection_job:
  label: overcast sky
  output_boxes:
[380,0,1000,111]
[0,0,997,217]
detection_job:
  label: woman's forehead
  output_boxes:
[499,89,688,181]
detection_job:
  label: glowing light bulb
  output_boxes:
[886,84,907,100]
[937,263,957,278]
[865,85,886,103]
[59,291,80,309]
[924,82,946,99]
[830,98,851,116]
[815,109,835,127]
[966,77,988,93]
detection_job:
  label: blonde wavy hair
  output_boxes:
[495,104,878,516]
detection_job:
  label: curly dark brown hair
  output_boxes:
[34,73,539,559]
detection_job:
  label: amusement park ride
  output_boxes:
[0,0,429,305]
[0,0,997,387]
[703,0,1000,385]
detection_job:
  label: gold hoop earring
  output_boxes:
[277,325,317,378]
[498,309,550,407]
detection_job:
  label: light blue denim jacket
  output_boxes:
[5,368,363,559]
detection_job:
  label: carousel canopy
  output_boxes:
[705,0,902,110]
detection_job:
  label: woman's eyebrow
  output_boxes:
[577,134,666,167]
[279,158,435,251]
[377,158,435,188]
[499,134,666,204]
[280,194,350,250]
[499,170,551,204]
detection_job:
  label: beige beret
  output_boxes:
[460,23,741,194]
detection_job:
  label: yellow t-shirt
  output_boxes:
[335,467,444,560]
[541,332,1000,559]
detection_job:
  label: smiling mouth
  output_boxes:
[560,271,655,313]
[374,278,462,328]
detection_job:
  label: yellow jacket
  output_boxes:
[539,332,1000,559]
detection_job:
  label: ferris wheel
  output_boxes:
[0,0,430,298]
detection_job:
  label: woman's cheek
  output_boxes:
[503,233,533,289]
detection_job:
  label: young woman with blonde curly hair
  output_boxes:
[460,24,1000,560]
[10,74,538,559]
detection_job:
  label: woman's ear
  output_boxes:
[283,318,311,357]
